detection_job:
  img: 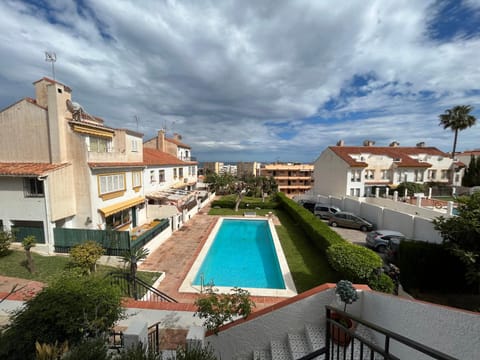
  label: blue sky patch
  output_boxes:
[427,0,480,41]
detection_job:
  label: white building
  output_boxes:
[313,141,464,198]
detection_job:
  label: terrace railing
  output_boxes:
[109,272,177,303]
[297,306,457,360]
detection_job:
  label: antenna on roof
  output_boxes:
[134,115,139,131]
[45,51,57,80]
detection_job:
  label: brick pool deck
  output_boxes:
[139,205,289,311]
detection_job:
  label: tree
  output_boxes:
[22,235,36,274]
[462,155,480,187]
[120,247,150,281]
[0,274,123,360]
[439,105,477,159]
[433,192,480,293]
[69,241,105,274]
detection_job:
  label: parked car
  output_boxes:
[314,204,341,219]
[366,230,405,253]
[328,212,374,232]
[298,200,316,213]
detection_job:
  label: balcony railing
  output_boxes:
[305,306,458,360]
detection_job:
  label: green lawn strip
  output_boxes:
[274,210,340,292]
[0,250,161,286]
[208,208,273,216]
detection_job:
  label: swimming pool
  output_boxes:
[180,217,297,297]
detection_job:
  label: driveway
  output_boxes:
[320,219,368,246]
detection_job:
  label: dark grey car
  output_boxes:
[328,211,374,232]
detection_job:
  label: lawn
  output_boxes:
[208,207,340,292]
[0,250,161,286]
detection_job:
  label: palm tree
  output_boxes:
[439,105,477,159]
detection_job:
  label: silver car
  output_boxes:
[366,230,405,253]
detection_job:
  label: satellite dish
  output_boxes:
[66,99,84,121]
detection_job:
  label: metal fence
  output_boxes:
[54,228,131,255]
[54,218,170,255]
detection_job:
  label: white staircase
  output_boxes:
[248,322,378,360]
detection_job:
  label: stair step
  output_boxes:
[270,340,290,360]
[287,333,310,359]
[253,349,272,360]
[305,323,325,351]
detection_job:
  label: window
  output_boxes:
[131,139,138,152]
[173,168,177,179]
[414,169,424,182]
[351,170,361,182]
[428,170,437,180]
[99,174,125,195]
[441,170,448,180]
[150,170,155,183]
[364,170,374,180]
[159,170,165,183]
[132,172,142,188]
[106,209,130,230]
[87,136,111,153]
[192,166,196,176]
[381,170,389,180]
[24,178,44,197]
[179,168,184,179]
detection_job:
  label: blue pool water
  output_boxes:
[192,219,286,289]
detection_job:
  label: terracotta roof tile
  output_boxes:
[0,162,69,176]
[166,137,191,149]
[143,148,190,166]
[329,146,448,168]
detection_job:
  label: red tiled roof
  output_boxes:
[143,148,189,166]
[166,137,191,149]
[329,146,448,168]
[0,162,69,176]
[88,162,145,168]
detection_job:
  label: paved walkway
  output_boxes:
[139,204,289,310]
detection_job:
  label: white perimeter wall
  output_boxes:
[317,194,443,243]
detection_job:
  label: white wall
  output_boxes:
[317,194,444,243]
[313,148,349,197]
[361,291,480,360]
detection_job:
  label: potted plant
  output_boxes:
[331,280,359,346]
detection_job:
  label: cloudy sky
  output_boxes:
[1,0,479,163]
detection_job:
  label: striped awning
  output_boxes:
[99,196,145,217]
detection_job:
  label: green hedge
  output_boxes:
[276,193,344,251]
[399,240,470,292]
[211,198,279,209]
[326,242,383,282]
[368,273,395,294]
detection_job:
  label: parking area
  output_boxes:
[319,219,368,246]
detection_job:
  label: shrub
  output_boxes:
[174,344,218,360]
[194,287,255,334]
[399,240,470,293]
[368,273,395,294]
[276,193,344,251]
[0,230,15,257]
[326,243,383,282]
[0,274,123,360]
[69,241,105,274]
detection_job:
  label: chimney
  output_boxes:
[416,142,426,148]
[389,140,400,147]
[157,129,166,152]
[173,133,182,141]
[363,140,375,147]
[336,139,345,146]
